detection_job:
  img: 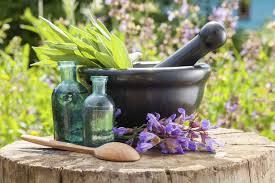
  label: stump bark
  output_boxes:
[1,128,275,183]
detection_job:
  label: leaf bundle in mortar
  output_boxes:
[31,15,134,69]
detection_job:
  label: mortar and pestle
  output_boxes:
[79,21,227,127]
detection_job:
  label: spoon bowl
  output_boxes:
[94,142,140,162]
[21,135,140,162]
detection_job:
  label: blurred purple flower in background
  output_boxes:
[40,75,56,89]
[209,0,239,36]
[168,0,189,21]
[225,101,238,113]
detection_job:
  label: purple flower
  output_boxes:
[146,113,164,132]
[188,141,197,151]
[180,0,189,15]
[159,142,169,154]
[201,119,222,131]
[165,114,177,123]
[225,101,238,113]
[189,121,200,128]
[136,142,154,153]
[188,130,199,139]
[178,108,195,122]
[115,108,122,118]
[209,1,239,31]
[201,119,210,130]
[104,0,113,5]
[165,123,183,136]
[159,138,185,154]
[154,113,161,120]
[113,107,222,154]
[178,137,189,149]
[112,127,128,136]
[205,138,217,153]
[139,131,158,142]
[119,20,127,32]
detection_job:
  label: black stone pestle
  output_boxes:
[154,21,227,67]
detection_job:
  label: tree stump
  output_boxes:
[1,128,275,183]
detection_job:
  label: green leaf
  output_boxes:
[31,60,58,67]
[96,19,111,37]
[66,32,97,60]
[22,44,30,71]
[70,25,98,43]
[110,34,132,69]
[94,51,117,68]
[33,47,101,67]
[86,27,112,51]
[90,16,111,40]
[45,42,78,51]
[39,16,71,42]
[96,35,112,55]
[20,24,38,34]
[22,10,66,43]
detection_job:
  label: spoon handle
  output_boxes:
[21,135,95,155]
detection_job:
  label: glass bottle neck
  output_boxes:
[60,67,76,81]
[92,81,106,95]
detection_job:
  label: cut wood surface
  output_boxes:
[1,128,275,183]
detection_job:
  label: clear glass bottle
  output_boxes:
[83,76,115,147]
[52,61,88,144]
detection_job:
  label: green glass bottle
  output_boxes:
[52,61,88,144]
[83,76,114,147]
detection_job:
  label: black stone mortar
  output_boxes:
[79,21,226,127]
[79,62,211,127]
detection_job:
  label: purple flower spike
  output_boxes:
[166,114,177,123]
[178,108,186,116]
[201,119,211,130]
[185,114,195,121]
[112,127,128,136]
[154,113,161,120]
[146,113,163,132]
[136,142,153,153]
[178,108,195,122]
[113,107,222,154]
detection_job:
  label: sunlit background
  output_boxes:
[0,0,274,146]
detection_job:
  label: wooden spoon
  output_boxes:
[21,135,140,162]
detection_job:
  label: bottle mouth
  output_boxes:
[90,75,108,82]
[58,61,76,68]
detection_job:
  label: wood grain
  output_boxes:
[1,128,275,183]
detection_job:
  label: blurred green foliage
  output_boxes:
[0,0,274,147]
[200,38,275,139]
[0,23,56,146]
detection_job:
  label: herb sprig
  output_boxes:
[113,108,223,154]
[23,10,136,69]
